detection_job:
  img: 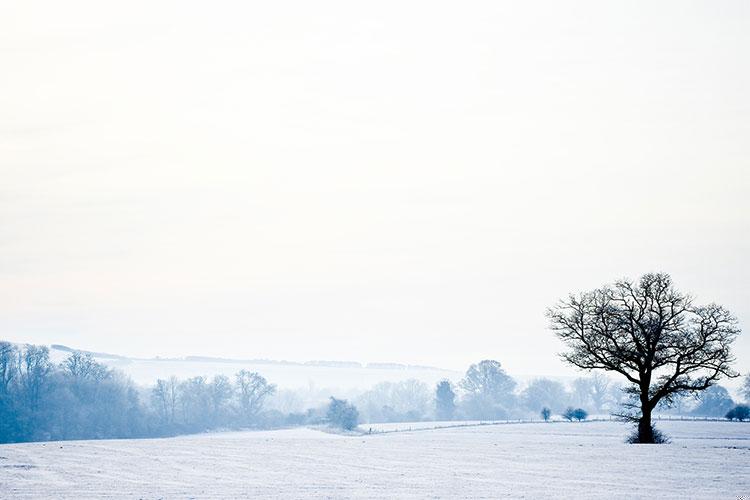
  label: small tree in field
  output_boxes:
[548,273,740,444]
[572,408,588,421]
[540,407,552,421]
[435,380,456,421]
[327,397,359,430]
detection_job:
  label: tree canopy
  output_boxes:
[548,272,740,443]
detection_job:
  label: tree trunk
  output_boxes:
[637,407,654,443]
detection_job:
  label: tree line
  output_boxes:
[1,338,747,444]
[0,342,279,443]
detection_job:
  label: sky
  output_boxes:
[1,1,749,376]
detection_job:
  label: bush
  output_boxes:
[725,405,750,421]
[626,424,670,444]
[540,407,552,421]
[326,397,359,431]
[562,407,587,421]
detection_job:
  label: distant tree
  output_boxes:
[18,345,52,411]
[62,352,110,382]
[179,376,211,431]
[355,379,431,423]
[459,360,516,420]
[589,373,610,413]
[562,407,587,421]
[655,391,692,416]
[540,407,552,421]
[725,405,750,421]
[571,378,592,409]
[208,375,233,425]
[0,342,18,441]
[326,397,359,430]
[691,385,734,417]
[62,352,111,403]
[151,376,179,427]
[571,375,611,414]
[235,370,275,424]
[562,407,576,421]
[0,342,17,394]
[548,273,741,443]
[435,380,456,421]
[390,379,431,420]
[741,373,750,403]
[522,378,568,414]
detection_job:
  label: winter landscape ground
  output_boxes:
[2,420,748,499]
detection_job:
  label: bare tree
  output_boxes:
[208,375,233,423]
[459,360,516,420]
[18,345,52,411]
[151,376,179,426]
[235,370,275,423]
[62,351,110,382]
[0,342,17,394]
[589,373,610,413]
[522,378,568,414]
[548,273,740,444]
[570,373,610,413]
[741,373,750,404]
[570,378,593,409]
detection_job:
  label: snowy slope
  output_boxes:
[2,421,748,499]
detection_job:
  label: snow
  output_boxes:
[2,421,748,498]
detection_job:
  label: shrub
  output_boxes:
[326,397,359,431]
[626,424,670,444]
[540,407,552,422]
[562,407,575,421]
[725,405,750,421]
[562,407,587,421]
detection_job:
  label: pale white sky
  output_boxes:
[1,1,748,375]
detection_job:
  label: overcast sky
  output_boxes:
[1,1,748,375]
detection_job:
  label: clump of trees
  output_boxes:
[0,343,146,443]
[0,342,280,443]
[548,273,741,444]
[725,405,749,421]
[355,379,432,423]
[326,397,359,430]
[149,370,276,434]
[459,360,517,420]
[562,407,588,421]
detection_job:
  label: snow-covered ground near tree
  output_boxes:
[2,421,748,499]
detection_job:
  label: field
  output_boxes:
[2,420,748,499]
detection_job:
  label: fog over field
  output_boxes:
[2,0,749,498]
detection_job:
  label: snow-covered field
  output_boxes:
[2,421,748,499]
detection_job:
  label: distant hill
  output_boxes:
[45,344,460,390]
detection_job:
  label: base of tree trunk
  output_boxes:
[626,424,670,444]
